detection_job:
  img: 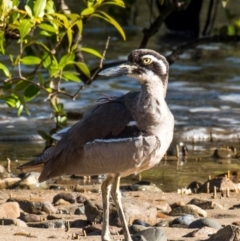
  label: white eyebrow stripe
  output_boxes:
[142,55,167,75]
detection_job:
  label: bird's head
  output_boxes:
[98,49,169,96]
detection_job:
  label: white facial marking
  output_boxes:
[142,55,167,75]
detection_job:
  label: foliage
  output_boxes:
[0,0,125,145]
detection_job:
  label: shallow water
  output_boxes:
[1,3,240,192]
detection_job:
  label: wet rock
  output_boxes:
[7,198,58,214]
[155,199,171,213]
[84,198,157,227]
[188,198,225,210]
[189,218,222,230]
[171,214,195,227]
[0,218,27,227]
[186,226,217,238]
[52,192,78,204]
[20,212,45,222]
[169,204,207,218]
[198,177,237,193]
[0,177,21,189]
[134,227,167,241]
[0,202,20,218]
[207,225,240,241]
[27,220,66,228]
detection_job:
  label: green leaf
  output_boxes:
[62,71,81,82]
[81,47,103,58]
[25,5,33,18]
[0,63,10,77]
[38,23,57,33]
[42,53,52,68]
[14,81,29,91]
[81,7,95,16]
[21,56,42,65]
[101,0,125,8]
[52,13,70,28]
[75,20,83,35]
[67,28,72,51]
[59,53,75,65]
[75,62,91,78]
[33,0,47,18]
[17,104,24,116]
[0,31,5,54]
[24,84,40,102]
[19,20,34,39]
[4,95,18,108]
[93,11,126,40]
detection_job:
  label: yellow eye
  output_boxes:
[142,57,152,65]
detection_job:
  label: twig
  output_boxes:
[71,36,111,100]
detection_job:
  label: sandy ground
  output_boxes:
[0,189,240,241]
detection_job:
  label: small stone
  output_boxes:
[132,219,151,227]
[0,178,21,189]
[155,221,169,227]
[129,224,148,234]
[27,220,66,229]
[155,199,171,213]
[54,198,71,206]
[0,218,27,227]
[171,214,195,227]
[20,212,45,222]
[189,218,222,230]
[52,192,78,204]
[132,235,147,241]
[207,225,240,241]
[130,184,162,192]
[188,198,224,210]
[17,172,45,189]
[169,204,207,218]
[74,206,85,215]
[134,227,167,241]
[0,202,20,218]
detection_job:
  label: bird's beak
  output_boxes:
[98,62,135,77]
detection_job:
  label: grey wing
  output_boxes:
[18,93,140,181]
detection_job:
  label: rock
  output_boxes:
[20,212,45,222]
[171,214,195,227]
[134,227,167,241]
[198,177,236,193]
[0,177,21,189]
[213,148,232,159]
[187,181,203,193]
[129,224,148,234]
[84,198,157,227]
[132,219,151,227]
[17,172,46,189]
[70,219,89,228]
[52,192,78,204]
[132,235,147,241]
[7,198,58,214]
[169,204,207,218]
[207,225,240,241]
[0,218,27,227]
[54,198,71,206]
[74,206,85,215]
[156,212,169,218]
[189,218,222,230]
[155,199,171,213]
[155,220,169,227]
[0,165,11,179]
[0,202,20,218]
[186,226,217,238]
[188,198,224,210]
[83,223,119,235]
[27,220,66,229]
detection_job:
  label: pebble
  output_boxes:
[0,177,21,189]
[134,227,167,241]
[189,218,222,230]
[132,219,151,227]
[171,214,195,227]
[188,198,224,210]
[0,202,20,218]
[169,204,207,218]
[27,220,66,229]
[132,235,147,241]
[74,205,85,215]
[20,212,45,222]
[129,224,148,234]
[155,199,172,213]
[186,226,217,238]
[17,172,47,189]
[52,192,78,204]
[0,218,27,227]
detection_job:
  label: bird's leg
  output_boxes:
[101,175,114,241]
[111,174,132,241]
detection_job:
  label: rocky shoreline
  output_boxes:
[0,167,240,241]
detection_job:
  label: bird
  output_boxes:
[18,49,174,241]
